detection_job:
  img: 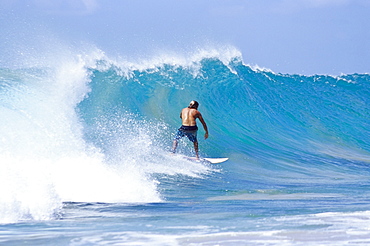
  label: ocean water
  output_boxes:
[1,47,370,245]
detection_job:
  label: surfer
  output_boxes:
[172,100,209,159]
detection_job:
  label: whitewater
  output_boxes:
[1,46,370,245]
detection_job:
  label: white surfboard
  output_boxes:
[203,157,229,164]
[184,156,229,164]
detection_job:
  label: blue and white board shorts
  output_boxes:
[174,125,198,143]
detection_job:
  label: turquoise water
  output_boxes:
[1,49,370,245]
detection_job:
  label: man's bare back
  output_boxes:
[180,107,200,126]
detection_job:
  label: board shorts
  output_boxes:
[174,125,198,143]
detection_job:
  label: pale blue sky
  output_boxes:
[1,0,369,75]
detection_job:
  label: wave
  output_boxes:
[1,46,369,222]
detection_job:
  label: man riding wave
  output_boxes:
[172,100,208,159]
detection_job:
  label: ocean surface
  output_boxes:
[1,47,370,245]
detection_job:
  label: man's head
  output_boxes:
[188,100,199,109]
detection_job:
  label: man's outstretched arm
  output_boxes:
[198,114,208,139]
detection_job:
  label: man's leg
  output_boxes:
[172,129,184,153]
[172,139,178,153]
[193,141,199,159]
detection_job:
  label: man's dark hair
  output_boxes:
[188,100,199,109]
